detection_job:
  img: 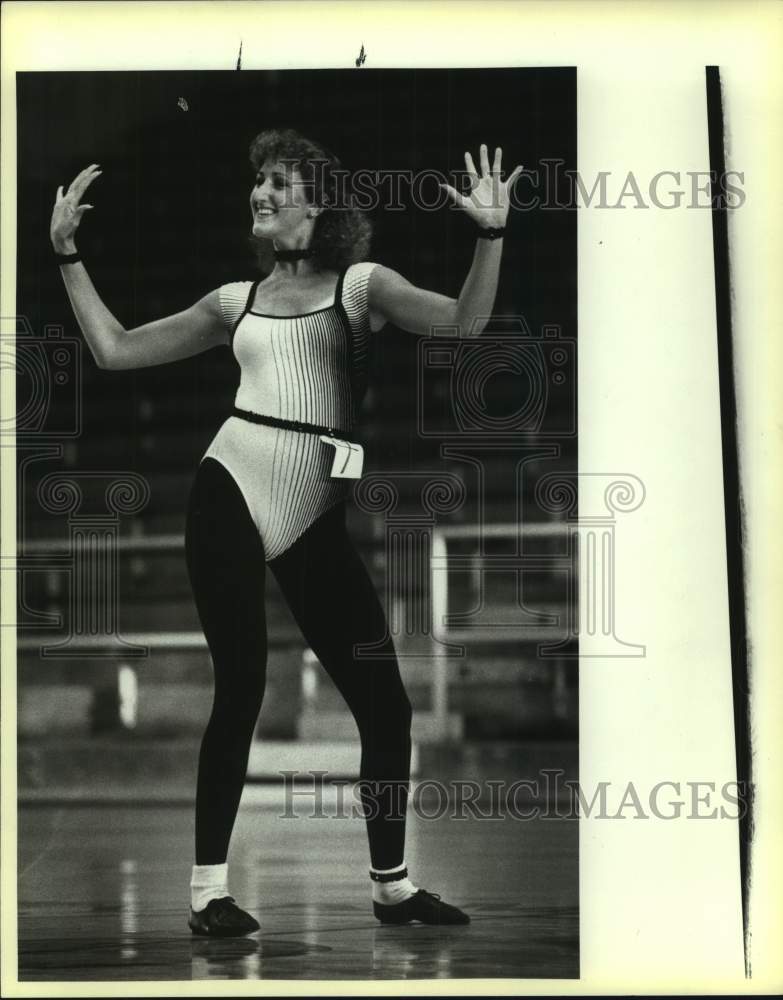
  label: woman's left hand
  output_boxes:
[440,144,523,230]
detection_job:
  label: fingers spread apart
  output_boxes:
[65,164,102,201]
[465,144,514,181]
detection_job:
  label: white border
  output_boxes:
[2,1,782,994]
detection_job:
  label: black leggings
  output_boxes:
[184,457,412,870]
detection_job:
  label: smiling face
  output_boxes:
[249,158,319,246]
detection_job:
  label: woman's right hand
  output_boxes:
[50,163,101,253]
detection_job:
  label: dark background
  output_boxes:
[17,67,576,472]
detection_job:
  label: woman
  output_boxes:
[50,128,522,937]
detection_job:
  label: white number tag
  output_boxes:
[319,435,365,479]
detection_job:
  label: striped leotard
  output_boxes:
[201,261,378,561]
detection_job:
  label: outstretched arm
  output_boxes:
[51,164,229,371]
[368,144,522,337]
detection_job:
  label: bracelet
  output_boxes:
[54,250,82,265]
[476,225,506,240]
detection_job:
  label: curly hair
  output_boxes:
[248,128,373,272]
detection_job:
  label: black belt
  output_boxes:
[231,406,357,442]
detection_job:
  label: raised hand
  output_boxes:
[440,144,523,230]
[50,163,102,252]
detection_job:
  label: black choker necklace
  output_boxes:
[274,248,316,262]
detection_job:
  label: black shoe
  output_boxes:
[373,889,470,926]
[188,896,260,937]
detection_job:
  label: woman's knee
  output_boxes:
[210,677,265,732]
[358,684,412,746]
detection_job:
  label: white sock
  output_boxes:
[190,863,229,912]
[370,861,418,905]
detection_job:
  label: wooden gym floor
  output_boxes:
[16,789,578,982]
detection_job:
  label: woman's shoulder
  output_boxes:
[340,262,386,332]
[340,260,380,297]
[216,280,256,328]
[344,259,381,278]
[216,279,257,301]
[342,260,382,295]
[218,279,256,296]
